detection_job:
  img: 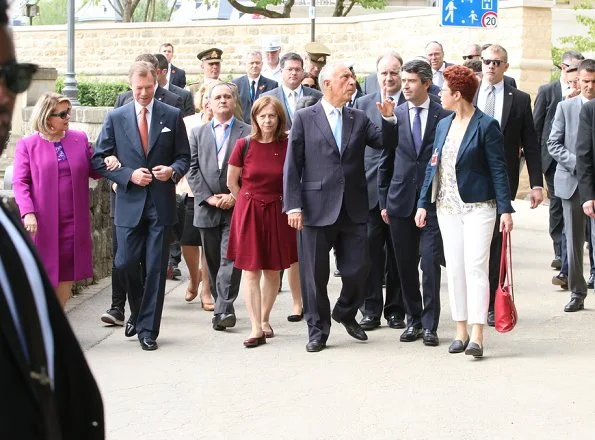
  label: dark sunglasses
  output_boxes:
[482,58,503,67]
[0,60,38,94]
[50,108,72,119]
[462,55,478,60]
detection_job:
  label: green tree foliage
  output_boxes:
[32,0,68,25]
[226,0,386,19]
[55,77,129,106]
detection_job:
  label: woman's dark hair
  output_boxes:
[443,65,479,103]
[250,95,288,141]
[295,95,318,110]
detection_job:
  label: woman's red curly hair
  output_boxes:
[443,65,479,103]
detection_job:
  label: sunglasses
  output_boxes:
[482,58,503,67]
[50,108,72,119]
[0,60,38,94]
[462,55,478,60]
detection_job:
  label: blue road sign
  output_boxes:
[440,0,498,28]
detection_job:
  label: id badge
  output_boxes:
[430,152,438,167]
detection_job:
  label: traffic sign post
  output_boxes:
[440,0,498,28]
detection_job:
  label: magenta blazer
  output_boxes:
[13,130,100,288]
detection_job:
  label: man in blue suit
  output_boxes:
[232,50,278,123]
[283,62,397,352]
[378,60,451,346]
[93,61,190,351]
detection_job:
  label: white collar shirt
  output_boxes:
[477,80,505,126]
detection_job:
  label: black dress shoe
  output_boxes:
[588,274,595,289]
[387,315,406,329]
[465,341,483,358]
[212,313,237,330]
[306,340,326,352]
[287,312,304,322]
[487,310,495,327]
[448,337,470,354]
[399,326,422,342]
[422,329,439,346]
[552,273,569,290]
[564,297,585,312]
[359,315,381,330]
[140,337,158,351]
[124,318,137,337]
[332,314,368,341]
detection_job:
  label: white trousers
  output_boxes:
[437,207,496,325]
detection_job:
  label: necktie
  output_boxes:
[250,80,256,101]
[139,107,149,155]
[0,220,61,437]
[435,70,444,88]
[287,91,296,116]
[332,109,342,151]
[216,123,228,168]
[484,85,496,117]
[412,107,423,155]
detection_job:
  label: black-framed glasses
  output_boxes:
[482,58,503,67]
[0,60,38,94]
[50,108,72,119]
[462,55,478,60]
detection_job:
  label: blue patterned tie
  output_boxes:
[485,85,496,117]
[332,109,342,151]
[412,107,423,155]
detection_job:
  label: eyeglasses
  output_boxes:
[50,108,72,119]
[0,60,38,94]
[462,55,478,60]
[482,58,503,67]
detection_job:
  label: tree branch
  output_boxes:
[342,0,356,16]
[282,0,295,17]
[227,0,289,18]
[333,0,344,17]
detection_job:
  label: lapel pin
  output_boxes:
[160,121,163,125]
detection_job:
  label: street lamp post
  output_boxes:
[309,0,315,42]
[62,0,79,105]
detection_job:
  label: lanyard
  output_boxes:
[211,118,235,154]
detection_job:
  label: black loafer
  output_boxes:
[399,326,422,342]
[332,314,368,341]
[387,315,406,329]
[306,340,326,352]
[487,310,495,327]
[422,329,439,346]
[124,318,137,337]
[448,337,470,354]
[140,337,158,351]
[287,312,304,322]
[212,313,236,330]
[465,342,483,358]
[359,315,381,331]
[588,274,595,289]
[564,297,585,312]
[552,273,569,290]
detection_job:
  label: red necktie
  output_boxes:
[140,107,149,155]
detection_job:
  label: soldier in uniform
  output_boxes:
[304,41,331,89]
[197,47,223,85]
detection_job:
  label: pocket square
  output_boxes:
[161,126,172,133]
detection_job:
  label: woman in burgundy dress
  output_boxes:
[227,96,300,348]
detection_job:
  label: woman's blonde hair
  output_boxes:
[30,92,71,138]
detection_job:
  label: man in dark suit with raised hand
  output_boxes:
[93,61,190,351]
[378,60,451,346]
[353,51,406,331]
[283,62,397,352]
[0,3,104,436]
[233,50,278,123]
[475,44,543,325]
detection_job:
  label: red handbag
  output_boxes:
[494,230,518,332]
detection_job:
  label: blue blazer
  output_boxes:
[92,99,191,227]
[418,108,514,214]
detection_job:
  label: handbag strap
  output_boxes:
[498,230,514,299]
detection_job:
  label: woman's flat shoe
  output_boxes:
[263,326,274,338]
[185,289,198,302]
[287,312,304,322]
[465,342,484,358]
[243,335,266,348]
[448,337,470,354]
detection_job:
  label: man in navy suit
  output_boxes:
[378,60,451,346]
[93,61,190,351]
[353,51,406,331]
[262,52,323,129]
[161,42,187,88]
[232,50,278,123]
[283,62,397,352]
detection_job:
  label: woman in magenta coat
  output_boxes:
[13,92,118,308]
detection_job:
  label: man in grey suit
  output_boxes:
[534,50,584,272]
[232,50,278,124]
[548,59,595,312]
[154,53,194,117]
[262,52,322,129]
[283,62,397,352]
[186,82,251,331]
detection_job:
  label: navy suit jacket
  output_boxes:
[283,102,397,226]
[262,86,323,129]
[169,64,186,88]
[92,99,190,227]
[378,99,452,217]
[232,75,278,123]
[418,109,514,215]
[534,80,563,172]
[169,83,194,117]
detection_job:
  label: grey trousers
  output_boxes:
[562,190,588,298]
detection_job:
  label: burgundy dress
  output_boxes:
[227,138,298,270]
[56,142,75,281]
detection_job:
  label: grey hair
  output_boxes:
[245,50,262,62]
[318,62,352,92]
[376,51,404,69]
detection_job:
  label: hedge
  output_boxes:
[55,77,130,107]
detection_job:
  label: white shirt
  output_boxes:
[247,75,261,96]
[320,98,343,137]
[134,99,154,130]
[163,81,171,91]
[262,64,282,84]
[477,80,505,126]
[390,91,402,104]
[0,205,55,387]
[282,84,303,117]
[407,97,431,138]
[166,63,173,83]
[432,62,446,86]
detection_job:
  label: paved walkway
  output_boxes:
[66,200,595,440]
